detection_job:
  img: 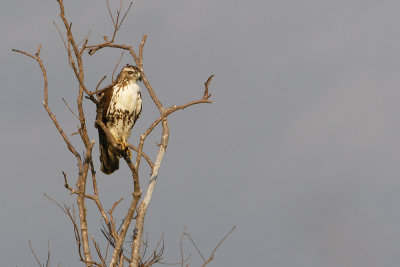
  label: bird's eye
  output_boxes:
[127,71,134,74]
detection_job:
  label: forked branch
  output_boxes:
[184,226,236,267]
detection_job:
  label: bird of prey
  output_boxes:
[96,64,142,174]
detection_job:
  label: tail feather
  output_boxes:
[99,129,119,174]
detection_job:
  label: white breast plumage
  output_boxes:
[106,81,142,142]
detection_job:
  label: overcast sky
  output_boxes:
[2,0,400,266]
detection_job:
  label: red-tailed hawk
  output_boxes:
[96,64,142,174]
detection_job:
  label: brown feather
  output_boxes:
[98,127,119,174]
[97,84,120,174]
[98,85,114,123]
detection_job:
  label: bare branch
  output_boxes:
[78,31,91,54]
[106,0,116,27]
[183,231,205,262]
[117,2,133,30]
[46,241,51,267]
[53,21,68,51]
[127,144,154,169]
[140,235,164,267]
[210,225,236,258]
[44,194,85,263]
[180,227,186,267]
[78,30,92,47]
[138,34,146,67]
[159,255,191,266]
[109,188,141,267]
[62,97,80,120]
[28,241,42,267]
[96,75,107,92]
[12,47,83,166]
[183,226,236,267]
[87,41,132,56]
[130,118,169,266]
[43,102,82,161]
[12,48,37,61]
[62,171,79,194]
[110,198,124,216]
[203,75,214,100]
[92,236,107,267]
[28,241,53,267]
[112,51,125,81]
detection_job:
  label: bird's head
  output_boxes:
[118,64,142,83]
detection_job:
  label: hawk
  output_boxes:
[96,64,142,174]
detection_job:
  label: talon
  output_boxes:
[110,134,130,157]
[126,149,132,159]
[112,135,126,150]
[120,137,128,151]
[117,140,127,150]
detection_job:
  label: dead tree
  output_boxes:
[12,1,237,266]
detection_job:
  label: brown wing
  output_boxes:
[133,91,142,125]
[98,128,119,174]
[98,85,114,123]
[96,85,120,174]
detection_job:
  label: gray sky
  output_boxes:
[2,0,400,266]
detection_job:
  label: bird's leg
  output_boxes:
[109,132,124,149]
[117,136,131,158]
[125,147,132,159]
[118,138,127,150]
[122,137,132,159]
[109,132,131,158]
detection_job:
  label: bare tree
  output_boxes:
[13,1,233,266]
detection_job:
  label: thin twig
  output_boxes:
[128,144,153,169]
[96,75,107,92]
[44,194,85,263]
[184,226,236,267]
[183,231,205,262]
[62,97,79,120]
[62,171,79,194]
[28,241,42,267]
[53,21,68,51]
[110,198,124,216]
[112,51,125,81]
[180,227,186,267]
[117,2,133,30]
[159,254,191,266]
[46,241,51,267]
[106,0,115,27]
[78,30,92,49]
[92,236,107,267]
[210,225,236,257]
